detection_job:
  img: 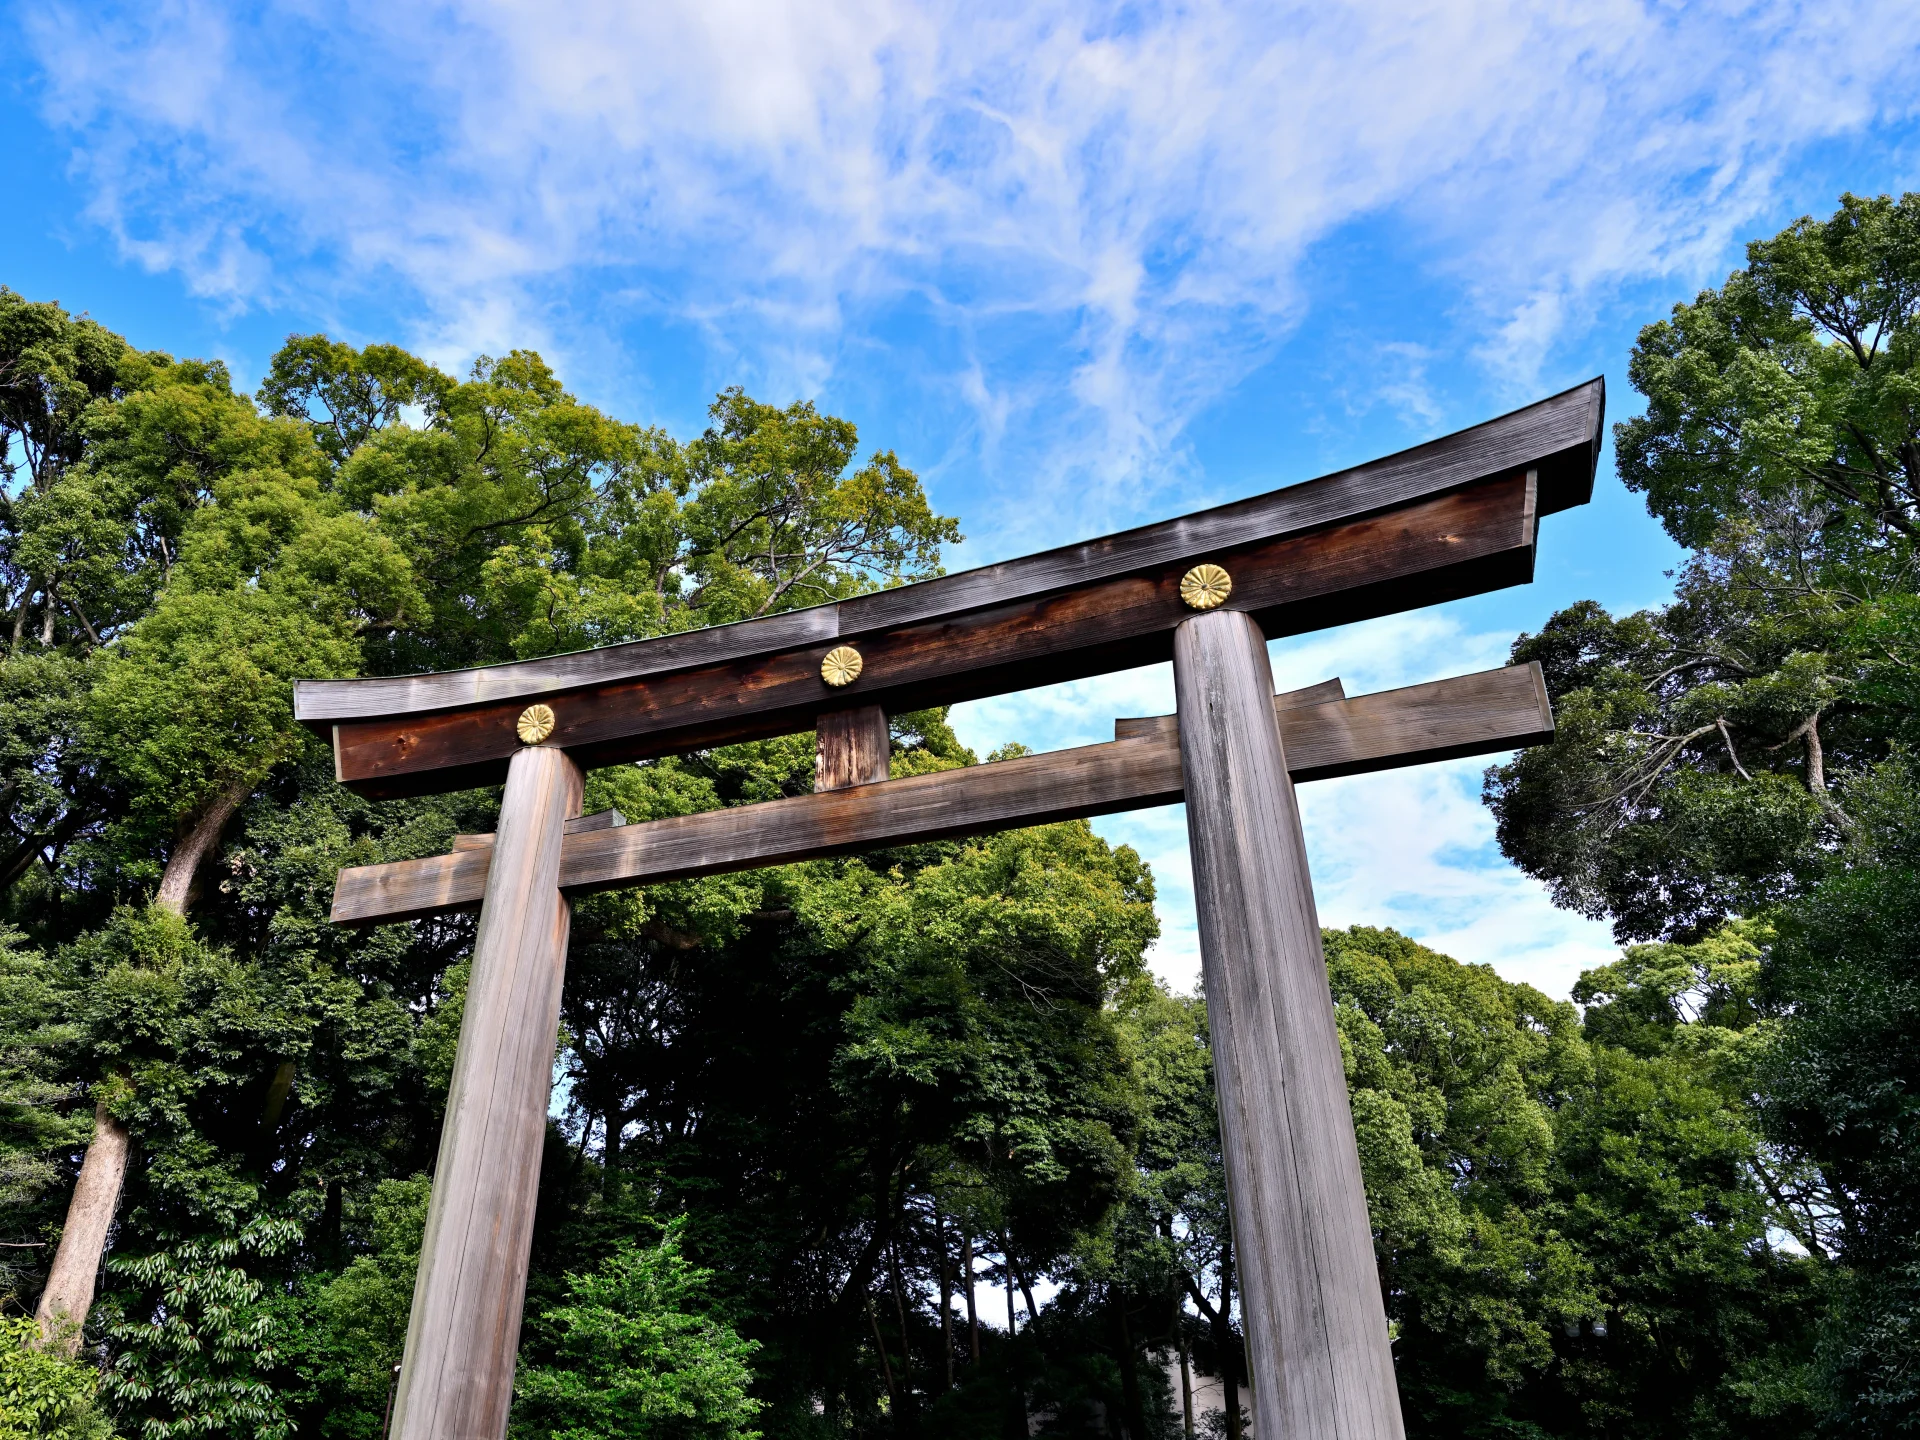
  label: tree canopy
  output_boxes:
[1489,193,1920,1435]
[3,241,1910,1440]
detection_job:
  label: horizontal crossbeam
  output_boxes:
[331,663,1550,926]
[299,381,1600,798]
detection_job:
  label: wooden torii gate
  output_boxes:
[302,378,1603,1440]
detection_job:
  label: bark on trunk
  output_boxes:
[869,1299,899,1412]
[34,1102,131,1354]
[34,778,250,1344]
[155,775,252,917]
[889,1241,916,1425]
[1002,1235,1019,1336]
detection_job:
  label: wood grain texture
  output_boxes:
[327,472,1539,797]
[1115,676,1345,739]
[331,665,1552,925]
[388,746,582,1440]
[295,378,1599,729]
[816,706,890,791]
[1173,608,1405,1439]
[452,809,624,852]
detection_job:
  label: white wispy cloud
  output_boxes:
[22,0,1920,541]
[18,0,1906,996]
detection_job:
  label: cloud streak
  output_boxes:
[22,0,1920,537]
[17,0,1911,997]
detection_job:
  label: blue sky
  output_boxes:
[7,0,1919,999]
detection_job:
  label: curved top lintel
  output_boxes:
[295,376,1602,728]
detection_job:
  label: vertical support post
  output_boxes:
[1172,608,1404,1440]
[390,744,582,1440]
[816,705,890,791]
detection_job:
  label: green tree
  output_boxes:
[0,1315,116,1439]
[1755,756,1920,1428]
[514,1219,763,1440]
[0,927,91,1300]
[1488,192,1920,1434]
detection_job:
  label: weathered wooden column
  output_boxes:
[390,742,582,1440]
[816,705,890,791]
[1173,607,1405,1439]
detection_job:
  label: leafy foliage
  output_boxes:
[0,274,1885,1440]
[514,1219,763,1440]
[99,1218,301,1440]
[1491,193,1920,1436]
[0,1316,116,1440]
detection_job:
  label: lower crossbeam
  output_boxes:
[331,663,1550,926]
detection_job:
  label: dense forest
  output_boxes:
[1,193,1916,1439]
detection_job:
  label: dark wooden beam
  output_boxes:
[296,378,1598,740]
[321,469,1543,797]
[331,664,1551,926]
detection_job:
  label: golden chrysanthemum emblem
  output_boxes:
[1179,563,1233,611]
[820,646,864,687]
[515,703,557,745]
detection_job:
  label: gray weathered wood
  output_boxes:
[1174,608,1404,1438]
[389,745,582,1440]
[1115,676,1346,739]
[816,706,890,791]
[293,380,1600,728]
[331,665,1551,926]
[453,809,624,852]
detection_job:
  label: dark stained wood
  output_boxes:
[816,706,890,791]
[1172,608,1404,1439]
[327,472,1540,797]
[295,379,1600,729]
[330,665,1551,926]
[388,745,581,1440]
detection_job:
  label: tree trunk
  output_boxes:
[869,1299,899,1413]
[889,1240,916,1425]
[34,1101,131,1354]
[34,776,254,1345]
[936,1206,955,1390]
[1002,1234,1019,1336]
[963,1231,980,1362]
[1177,1316,1195,1438]
[1219,1246,1241,1440]
[1002,1239,1026,1440]
[603,1102,626,1196]
[1115,1291,1146,1440]
[1005,1238,1038,1326]
[155,775,252,916]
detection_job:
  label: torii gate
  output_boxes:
[302,378,1603,1440]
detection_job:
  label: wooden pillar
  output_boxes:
[816,705,890,791]
[1172,607,1404,1440]
[390,744,582,1440]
